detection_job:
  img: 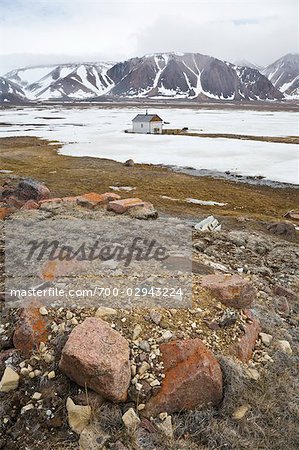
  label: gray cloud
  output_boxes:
[0,0,298,75]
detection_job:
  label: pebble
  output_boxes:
[259,332,273,346]
[39,307,48,316]
[277,340,292,355]
[138,361,150,376]
[150,310,162,325]
[32,392,42,400]
[160,330,173,342]
[233,404,251,420]
[48,371,56,379]
[133,324,142,340]
[21,403,34,414]
[139,340,151,352]
[0,367,20,392]
[156,415,173,439]
[95,307,117,318]
[43,353,54,363]
[246,368,260,380]
[122,408,140,432]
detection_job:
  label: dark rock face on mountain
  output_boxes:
[236,66,284,100]
[263,53,299,98]
[107,53,282,101]
[0,77,27,103]
[3,52,294,102]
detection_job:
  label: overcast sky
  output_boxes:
[0,0,298,75]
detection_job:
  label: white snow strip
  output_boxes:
[186,198,227,206]
[109,186,136,191]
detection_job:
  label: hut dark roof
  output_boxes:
[132,114,163,123]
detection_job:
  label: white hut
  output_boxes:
[132,112,163,134]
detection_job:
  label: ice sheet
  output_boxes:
[0,106,298,184]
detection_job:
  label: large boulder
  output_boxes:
[267,222,296,237]
[16,178,50,201]
[201,274,256,309]
[59,318,131,402]
[145,339,223,416]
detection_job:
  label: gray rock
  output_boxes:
[124,159,134,167]
[79,424,109,449]
[259,332,273,346]
[139,340,151,352]
[122,408,140,432]
[150,310,162,325]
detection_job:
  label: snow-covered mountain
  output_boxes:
[3,52,293,102]
[105,53,281,101]
[234,58,262,71]
[0,77,27,103]
[6,62,114,100]
[262,53,299,98]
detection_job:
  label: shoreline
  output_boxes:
[170,165,299,189]
[2,99,299,112]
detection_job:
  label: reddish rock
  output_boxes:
[145,339,223,416]
[21,200,39,210]
[201,274,255,309]
[273,285,298,302]
[229,311,261,362]
[61,196,79,203]
[16,179,50,201]
[59,318,131,402]
[77,192,121,208]
[0,207,11,220]
[5,196,25,209]
[13,302,48,357]
[39,197,62,205]
[108,198,145,214]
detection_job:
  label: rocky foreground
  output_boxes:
[0,176,299,450]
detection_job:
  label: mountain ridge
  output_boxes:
[262,53,299,99]
[2,52,297,103]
